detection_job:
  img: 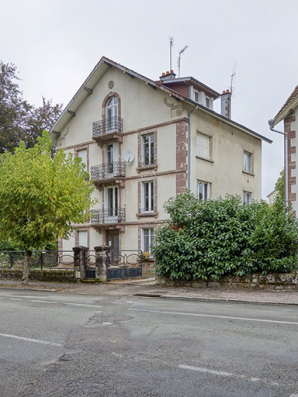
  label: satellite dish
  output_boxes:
[123,150,135,163]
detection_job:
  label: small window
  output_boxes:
[196,132,211,160]
[243,151,253,173]
[141,134,154,166]
[243,191,252,204]
[141,181,154,212]
[194,91,199,102]
[206,97,210,108]
[197,181,211,201]
[142,228,155,255]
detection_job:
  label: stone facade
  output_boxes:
[156,273,298,291]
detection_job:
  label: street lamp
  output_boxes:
[268,119,288,207]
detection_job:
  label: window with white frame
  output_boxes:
[206,97,210,108]
[142,228,155,255]
[78,149,87,170]
[194,91,199,103]
[78,231,88,247]
[105,96,119,132]
[141,134,154,166]
[197,180,211,201]
[243,191,252,204]
[141,181,154,212]
[196,132,211,160]
[243,151,253,173]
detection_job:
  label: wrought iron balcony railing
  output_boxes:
[91,162,126,181]
[92,116,123,137]
[90,209,126,225]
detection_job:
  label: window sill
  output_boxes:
[195,155,214,163]
[242,171,254,177]
[137,164,157,173]
[137,212,158,219]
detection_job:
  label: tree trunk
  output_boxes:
[22,249,32,286]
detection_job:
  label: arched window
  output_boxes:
[106,97,118,119]
[105,97,119,132]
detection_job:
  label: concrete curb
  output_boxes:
[134,293,298,306]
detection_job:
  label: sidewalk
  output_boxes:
[0,278,298,305]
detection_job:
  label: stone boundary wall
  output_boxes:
[0,269,76,283]
[156,273,298,290]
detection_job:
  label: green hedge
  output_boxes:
[152,193,298,280]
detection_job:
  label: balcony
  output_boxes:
[91,162,126,185]
[92,117,123,145]
[90,208,126,226]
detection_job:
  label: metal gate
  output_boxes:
[84,251,96,279]
[107,250,142,281]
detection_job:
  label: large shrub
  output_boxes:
[152,192,298,280]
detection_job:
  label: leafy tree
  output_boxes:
[274,169,285,201]
[152,192,298,281]
[0,61,62,153]
[0,132,96,284]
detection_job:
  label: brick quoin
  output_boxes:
[176,121,188,194]
[284,115,297,207]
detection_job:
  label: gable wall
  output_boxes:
[190,109,262,200]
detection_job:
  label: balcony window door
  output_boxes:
[106,144,114,176]
[105,186,118,223]
[141,134,154,166]
[105,143,119,178]
[105,97,118,132]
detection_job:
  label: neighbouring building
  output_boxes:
[50,56,271,255]
[271,85,298,215]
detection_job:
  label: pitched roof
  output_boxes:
[50,56,272,144]
[273,85,298,126]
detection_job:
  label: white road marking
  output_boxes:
[29,299,102,308]
[10,298,22,301]
[30,300,57,304]
[62,303,102,308]
[0,332,62,347]
[179,365,279,386]
[129,308,298,326]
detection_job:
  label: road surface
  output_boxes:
[0,289,297,396]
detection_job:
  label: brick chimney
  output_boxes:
[159,70,176,82]
[221,90,231,119]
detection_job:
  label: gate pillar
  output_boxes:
[73,246,88,281]
[94,245,110,282]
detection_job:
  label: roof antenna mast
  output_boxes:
[169,37,174,71]
[230,60,237,96]
[177,45,188,78]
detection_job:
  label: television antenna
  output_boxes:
[230,60,237,97]
[170,37,173,71]
[123,150,135,163]
[177,45,188,77]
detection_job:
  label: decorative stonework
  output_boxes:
[57,127,70,147]
[164,98,184,116]
[108,81,114,89]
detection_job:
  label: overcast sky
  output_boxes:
[1,0,297,199]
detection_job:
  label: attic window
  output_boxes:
[206,97,210,108]
[194,91,199,102]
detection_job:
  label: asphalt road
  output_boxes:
[0,289,297,397]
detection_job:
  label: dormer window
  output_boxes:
[194,91,199,103]
[206,97,210,108]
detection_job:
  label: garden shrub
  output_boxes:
[152,192,298,280]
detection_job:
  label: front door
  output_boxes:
[107,230,119,264]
